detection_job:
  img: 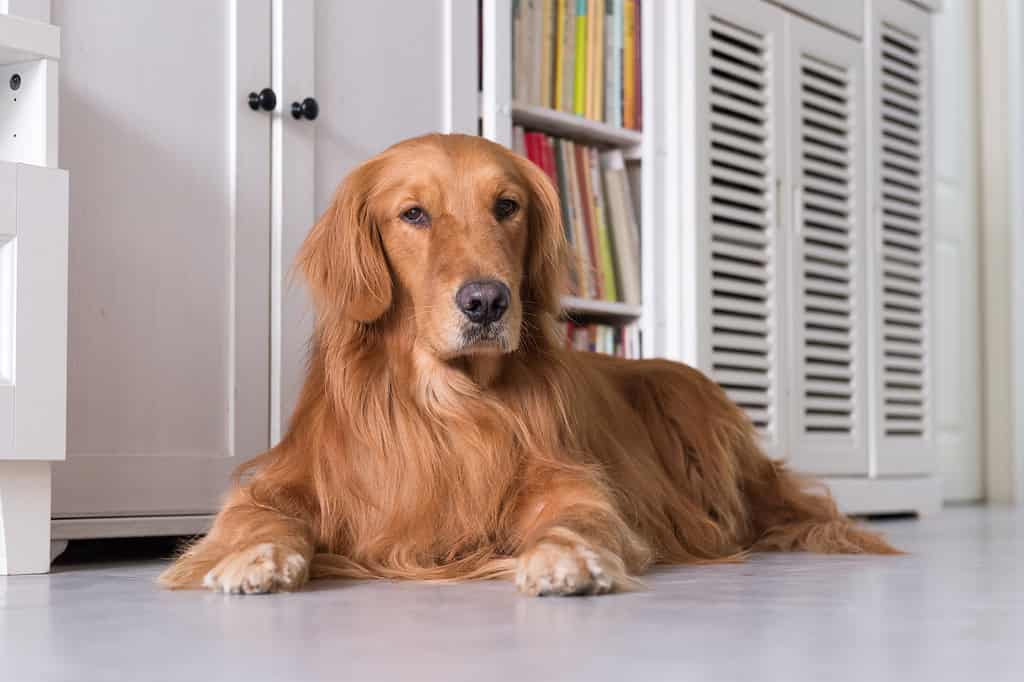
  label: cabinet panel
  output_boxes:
[866,0,934,475]
[691,0,788,458]
[51,0,272,516]
[785,18,869,475]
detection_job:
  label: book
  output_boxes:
[623,0,635,129]
[594,0,605,121]
[561,0,576,113]
[588,146,619,301]
[513,0,524,102]
[604,0,616,126]
[634,0,642,130]
[564,140,594,299]
[554,0,565,111]
[610,0,623,127]
[512,125,527,157]
[574,143,603,299]
[553,140,579,295]
[573,0,587,115]
[540,0,555,108]
[601,149,641,304]
[585,0,598,119]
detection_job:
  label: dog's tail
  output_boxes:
[742,453,901,555]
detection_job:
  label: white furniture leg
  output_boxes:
[0,460,52,575]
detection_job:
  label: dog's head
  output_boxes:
[299,134,565,358]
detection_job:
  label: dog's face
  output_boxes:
[300,134,565,359]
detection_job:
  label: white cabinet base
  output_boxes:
[0,460,51,574]
[825,476,943,517]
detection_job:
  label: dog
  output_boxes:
[160,133,896,596]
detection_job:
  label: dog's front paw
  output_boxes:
[202,543,308,594]
[515,541,617,596]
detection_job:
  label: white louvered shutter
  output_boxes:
[693,0,787,458]
[785,19,869,475]
[867,0,933,475]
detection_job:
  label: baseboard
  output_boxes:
[823,476,943,516]
[50,477,941,541]
[51,514,215,541]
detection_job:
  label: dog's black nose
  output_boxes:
[456,280,510,325]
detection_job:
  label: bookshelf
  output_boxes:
[510,103,642,147]
[481,0,655,358]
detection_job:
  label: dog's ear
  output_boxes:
[298,158,392,323]
[515,155,567,319]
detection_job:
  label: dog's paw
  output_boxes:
[515,541,616,596]
[202,543,308,595]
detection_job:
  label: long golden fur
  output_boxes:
[161,134,896,596]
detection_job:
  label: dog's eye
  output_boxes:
[401,206,429,227]
[494,198,519,220]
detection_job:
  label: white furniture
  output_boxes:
[656,0,941,514]
[0,9,68,574]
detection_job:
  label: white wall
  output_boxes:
[978,0,1024,504]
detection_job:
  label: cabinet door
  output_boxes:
[273,0,475,437]
[51,1,272,516]
[785,18,869,475]
[866,0,934,475]
[691,0,788,458]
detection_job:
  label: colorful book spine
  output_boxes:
[573,0,587,116]
[563,140,592,298]
[623,0,635,129]
[594,0,605,122]
[588,147,618,301]
[554,0,565,111]
[612,0,623,127]
[574,143,602,299]
[585,0,598,119]
[634,0,642,130]
[565,322,633,357]
[540,0,554,107]
[562,0,576,113]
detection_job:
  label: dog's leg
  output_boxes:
[512,483,651,596]
[158,487,315,594]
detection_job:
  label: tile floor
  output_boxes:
[1,506,1021,682]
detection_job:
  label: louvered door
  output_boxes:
[692,0,787,458]
[785,19,868,475]
[867,0,933,475]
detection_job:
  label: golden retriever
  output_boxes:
[160,133,896,596]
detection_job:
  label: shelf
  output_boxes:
[0,14,59,65]
[561,296,643,320]
[512,103,643,148]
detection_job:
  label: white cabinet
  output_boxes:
[0,10,68,574]
[674,0,941,514]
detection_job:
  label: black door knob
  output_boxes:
[291,97,319,121]
[247,88,277,112]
